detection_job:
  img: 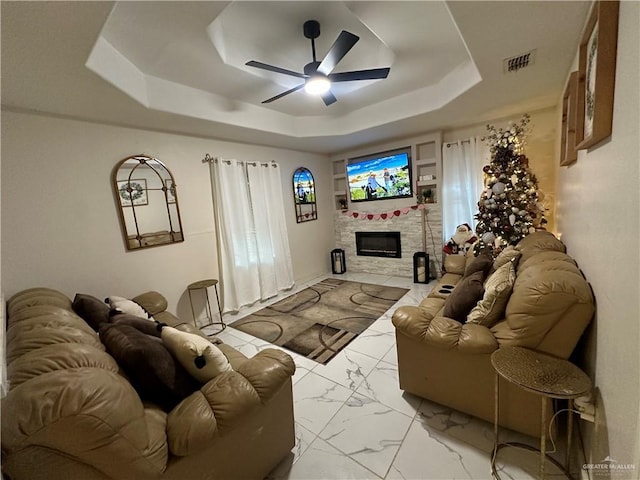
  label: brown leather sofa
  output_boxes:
[392,231,594,437]
[2,288,295,480]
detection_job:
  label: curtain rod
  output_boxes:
[445,137,486,148]
[201,153,277,167]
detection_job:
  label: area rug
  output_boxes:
[229,278,408,364]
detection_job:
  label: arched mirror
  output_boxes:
[112,154,184,250]
[293,167,317,223]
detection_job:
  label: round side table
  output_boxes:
[490,346,591,480]
[187,279,225,334]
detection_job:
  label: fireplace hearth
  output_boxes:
[355,231,401,258]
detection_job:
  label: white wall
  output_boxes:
[1,111,334,321]
[555,1,639,469]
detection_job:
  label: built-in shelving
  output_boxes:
[330,133,443,210]
[413,136,442,205]
[332,159,348,210]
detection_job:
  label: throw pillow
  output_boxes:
[109,313,161,337]
[105,295,154,321]
[467,261,516,327]
[160,326,232,383]
[442,271,485,323]
[99,323,199,411]
[492,245,522,272]
[464,251,493,278]
[72,293,111,331]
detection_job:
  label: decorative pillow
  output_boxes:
[442,271,485,323]
[109,313,161,337]
[160,326,232,383]
[105,295,154,321]
[464,251,493,278]
[72,293,111,331]
[467,261,516,327]
[492,245,522,272]
[99,323,199,411]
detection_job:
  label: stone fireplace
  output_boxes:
[334,207,442,279]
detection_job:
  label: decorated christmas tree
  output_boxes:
[474,114,547,254]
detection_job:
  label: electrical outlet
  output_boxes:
[575,394,595,422]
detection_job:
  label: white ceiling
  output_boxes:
[1,1,591,154]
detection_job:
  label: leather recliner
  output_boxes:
[2,288,296,480]
[392,231,594,437]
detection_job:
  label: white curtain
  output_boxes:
[210,159,294,312]
[442,137,489,240]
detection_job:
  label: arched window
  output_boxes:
[293,167,317,223]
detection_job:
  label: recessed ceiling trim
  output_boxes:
[87,35,482,140]
[86,37,149,107]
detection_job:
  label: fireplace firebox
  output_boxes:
[355,231,401,258]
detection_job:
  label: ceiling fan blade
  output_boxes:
[317,31,359,75]
[246,61,307,79]
[329,68,391,82]
[261,84,305,104]
[321,90,337,106]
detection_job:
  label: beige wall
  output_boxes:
[442,107,558,234]
[555,1,639,471]
[1,111,334,320]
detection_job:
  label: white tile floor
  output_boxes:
[202,273,574,480]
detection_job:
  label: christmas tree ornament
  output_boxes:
[482,232,496,244]
[492,182,506,194]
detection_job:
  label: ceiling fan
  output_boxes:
[246,20,390,106]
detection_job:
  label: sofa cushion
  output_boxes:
[443,254,467,275]
[442,271,485,323]
[161,326,232,383]
[109,313,162,337]
[72,293,111,331]
[105,295,154,321]
[492,246,521,272]
[464,251,493,278]
[99,323,199,411]
[467,261,516,327]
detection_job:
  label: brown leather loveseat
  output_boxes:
[2,288,295,480]
[392,231,594,437]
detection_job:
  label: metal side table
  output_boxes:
[490,346,591,480]
[187,279,225,335]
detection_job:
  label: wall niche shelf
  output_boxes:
[414,137,442,205]
[331,158,348,210]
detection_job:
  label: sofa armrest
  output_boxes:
[166,349,295,456]
[132,291,168,316]
[393,306,498,354]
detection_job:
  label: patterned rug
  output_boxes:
[229,278,408,364]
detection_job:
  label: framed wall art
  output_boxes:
[575,0,619,150]
[117,179,148,206]
[560,71,578,166]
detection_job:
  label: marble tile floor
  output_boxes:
[202,273,575,480]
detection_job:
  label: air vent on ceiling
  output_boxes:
[503,50,536,73]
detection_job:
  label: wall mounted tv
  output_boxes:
[346,147,412,202]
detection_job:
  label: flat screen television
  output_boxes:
[346,147,412,202]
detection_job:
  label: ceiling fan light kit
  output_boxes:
[305,75,331,94]
[246,19,390,106]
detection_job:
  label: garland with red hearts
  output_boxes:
[342,203,427,220]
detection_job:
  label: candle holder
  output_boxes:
[331,248,346,274]
[413,252,429,283]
